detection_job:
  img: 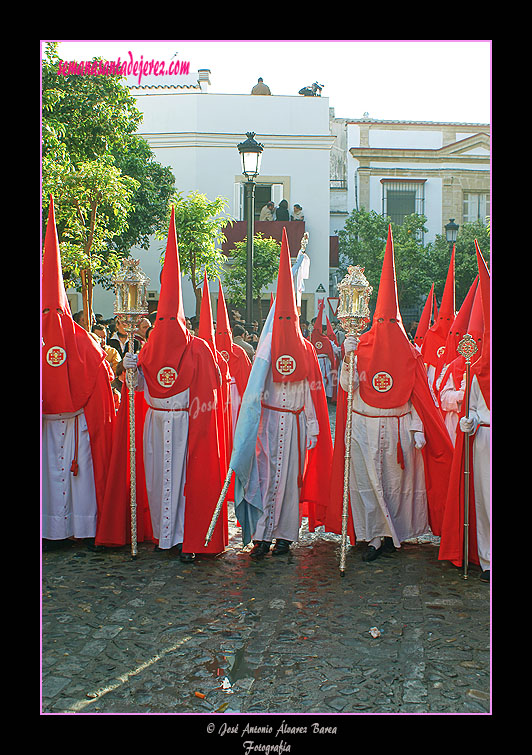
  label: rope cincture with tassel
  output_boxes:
[70,414,79,476]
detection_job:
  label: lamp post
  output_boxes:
[237,132,264,328]
[445,218,459,249]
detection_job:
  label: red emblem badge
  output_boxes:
[372,371,393,392]
[220,350,230,362]
[275,355,296,376]
[157,367,178,387]
[315,340,323,350]
[437,345,445,358]
[46,346,67,367]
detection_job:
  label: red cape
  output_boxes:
[438,390,480,567]
[325,351,453,543]
[95,337,226,553]
[299,340,334,529]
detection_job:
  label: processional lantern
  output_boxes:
[113,258,150,559]
[336,265,373,576]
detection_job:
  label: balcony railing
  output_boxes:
[221,220,306,256]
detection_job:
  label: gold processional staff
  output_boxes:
[336,266,373,576]
[456,333,479,580]
[113,258,150,560]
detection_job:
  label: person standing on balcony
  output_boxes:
[275,199,290,221]
[251,77,271,95]
[260,201,275,221]
[292,204,304,221]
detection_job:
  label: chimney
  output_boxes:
[198,69,211,92]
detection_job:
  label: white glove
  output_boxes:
[344,335,358,354]
[306,435,318,450]
[123,352,138,370]
[414,431,426,449]
[460,416,476,434]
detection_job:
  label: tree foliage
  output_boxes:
[338,208,490,315]
[425,220,490,307]
[155,191,233,318]
[41,42,175,323]
[222,233,281,321]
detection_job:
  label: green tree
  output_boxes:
[41,42,175,326]
[337,209,431,312]
[426,220,490,308]
[222,233,281,323]
[156,191,233,318]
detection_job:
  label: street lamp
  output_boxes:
[445,218,459,248]
[237,132,264,327]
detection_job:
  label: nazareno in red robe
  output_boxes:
[299,339,334,530]
[325,352,454,545]
[42,196,115,529]
[324,226,453,544]
[95,336,226,553]
[438,241,490,568]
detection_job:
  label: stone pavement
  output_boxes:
[41,403,491,726]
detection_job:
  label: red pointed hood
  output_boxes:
[138,207,191,397]
[414,284,435,348]
[198,271,216,355]
[215,279,234,361]
[435,275,479,382]
[356,225,417,409]
[311,299,335,362]
[326,314,339,347]
[471,240,490,408]
[422,246,455,367]
[271,227,310,382]
[42,196,106,414]
[466,281,484,356]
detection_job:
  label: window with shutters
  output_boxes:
[463,192,490,224]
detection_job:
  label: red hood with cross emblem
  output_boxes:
[356,225,417,409]
[271,227,312,383]
[138,207,191,398]
[42,196,109,414]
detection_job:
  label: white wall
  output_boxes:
[88,93,332,321]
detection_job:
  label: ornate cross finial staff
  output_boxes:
[113,259,150,559]
[336,265,373,576]
[456,333,479,580]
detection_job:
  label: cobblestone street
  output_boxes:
[41,403,491,729]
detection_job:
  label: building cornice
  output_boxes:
[139,132,335,150]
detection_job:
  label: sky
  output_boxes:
[46,39,491,124]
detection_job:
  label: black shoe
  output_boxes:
[382,537,396,554]
[480,569,490,583]
[86,538,105,553]
[272,539,292,556]
[363,543,384,562]
[179,547,195,562]
[249,541,271,560]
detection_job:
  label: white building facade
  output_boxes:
[329,113,490,247]
[86,75,334,323]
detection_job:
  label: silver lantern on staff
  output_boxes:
[113,258,150,559]
[336,265,373,576]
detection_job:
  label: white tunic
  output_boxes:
[137,369,189,550]
[317,354,334,398]
[252,371,319,543]
[340,358,429,547]
[438,371,463,445]
[229,377,242,434]
[463,374,490,571]
[42,409,98,539]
